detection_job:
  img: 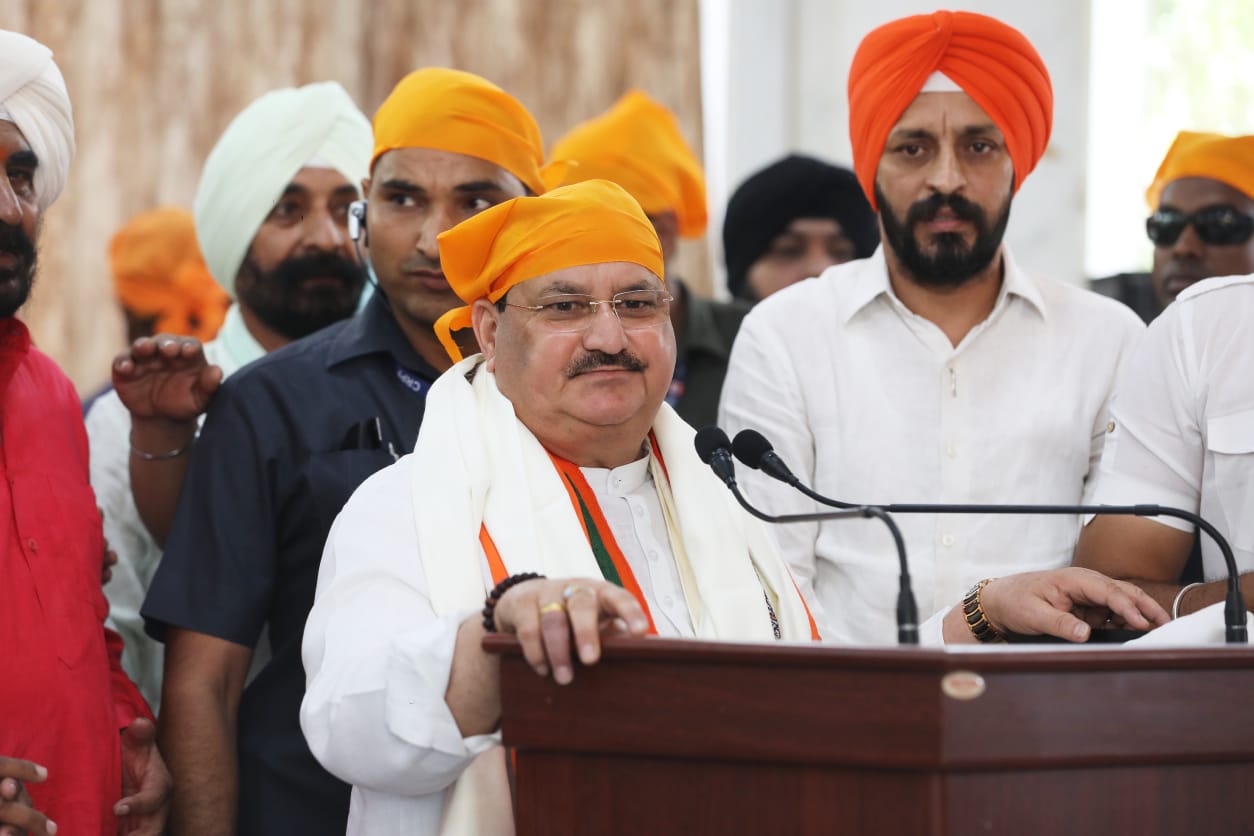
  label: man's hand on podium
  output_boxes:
[494,578,652,685]
[943,568,1170,644]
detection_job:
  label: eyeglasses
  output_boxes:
[504,289,674,333]
[1146,205,1254,247]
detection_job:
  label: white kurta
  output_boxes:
[302,356,817,835]
[88,308,264,708]
[719,247,1146,644]
[1088,273,1254,579]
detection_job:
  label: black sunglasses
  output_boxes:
[1146,205,1254,246]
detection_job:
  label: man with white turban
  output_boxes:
[82,81,372,713]
[139,68,547,836]
[720,10,1147,644]
[0,28,170,836]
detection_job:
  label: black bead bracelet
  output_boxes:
[482,572,545,633]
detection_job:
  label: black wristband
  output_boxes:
[482,572,545,633]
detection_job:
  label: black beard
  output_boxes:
[876,185,1010,289]
[235,251,367,340]
[0,221,37,319]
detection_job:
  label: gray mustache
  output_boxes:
[566,350,646,377]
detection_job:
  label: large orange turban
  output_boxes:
[433,179,664,362]
[1146,131,1254,209]
[847,10,1053,209]
[110,207,231,342]
[544,90,707,238]
[371,68,546,196]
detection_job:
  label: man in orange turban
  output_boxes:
[302,180,1167,834]
[302,179,821,832]
[545,91,747,428]
[1145,131,1254,312]
[140,68,547,836]
[722,11,1147,644]
[108,207,230,344]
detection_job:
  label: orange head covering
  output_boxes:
[1146,131,1254,209]
[847,10,1053,210]
[370,67,546,195]
[543,90,707,238]
[433,179,664,362]
[109,207,231,342]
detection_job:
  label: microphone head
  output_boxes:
[694,425,733,464]
[732,429,773,470]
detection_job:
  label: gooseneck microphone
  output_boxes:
[695,427,919,644]
[731,429,1248,644]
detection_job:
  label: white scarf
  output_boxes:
[411,354,813,638]
[409,355,815,834]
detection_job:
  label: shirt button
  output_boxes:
[647,550,658,562]
[663,596,675,608]
[945,444,957,459]
[26,537,37,552]
[633,505,645,518]
[941,534,955,548]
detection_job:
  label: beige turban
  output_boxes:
[193,81,372,296]
[0,30,75,212]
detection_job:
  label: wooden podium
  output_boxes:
[483,635,1254,835]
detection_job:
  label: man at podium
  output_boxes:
[297,179,1166,834]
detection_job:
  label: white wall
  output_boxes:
[701,0,1093,288]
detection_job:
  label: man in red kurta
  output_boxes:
[0,29,170,836]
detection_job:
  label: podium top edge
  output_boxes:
[482,633,1254,673]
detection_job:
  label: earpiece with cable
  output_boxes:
[348,199,368,243]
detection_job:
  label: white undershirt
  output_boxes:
[579,457,694,637]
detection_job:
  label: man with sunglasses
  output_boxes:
[1146,131,1254,313]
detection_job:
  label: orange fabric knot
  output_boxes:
[432,179,665,362]
[1146,131,1254,209]
[543,90,707,238]
[371,67,547,196]
[109,207,230,342]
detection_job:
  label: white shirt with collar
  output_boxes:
[1088,273,1254,579]
[719,246,1145,644]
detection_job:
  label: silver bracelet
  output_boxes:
[1171,582,1204,620]
[129,430,194,461]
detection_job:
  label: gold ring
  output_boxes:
[538,602,566,616]
[562,585,590,601]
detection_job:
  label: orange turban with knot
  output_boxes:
[433,179,664,362]
[109,207,231,342]
[1146,131,1254,209]
[847,10,1053,209]
[371,67,547,196]
[543,90,708,238]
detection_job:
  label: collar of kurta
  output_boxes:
[834,244,1048,325]
[324,290,439,379]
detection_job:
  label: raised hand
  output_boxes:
[112,335,223,423]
